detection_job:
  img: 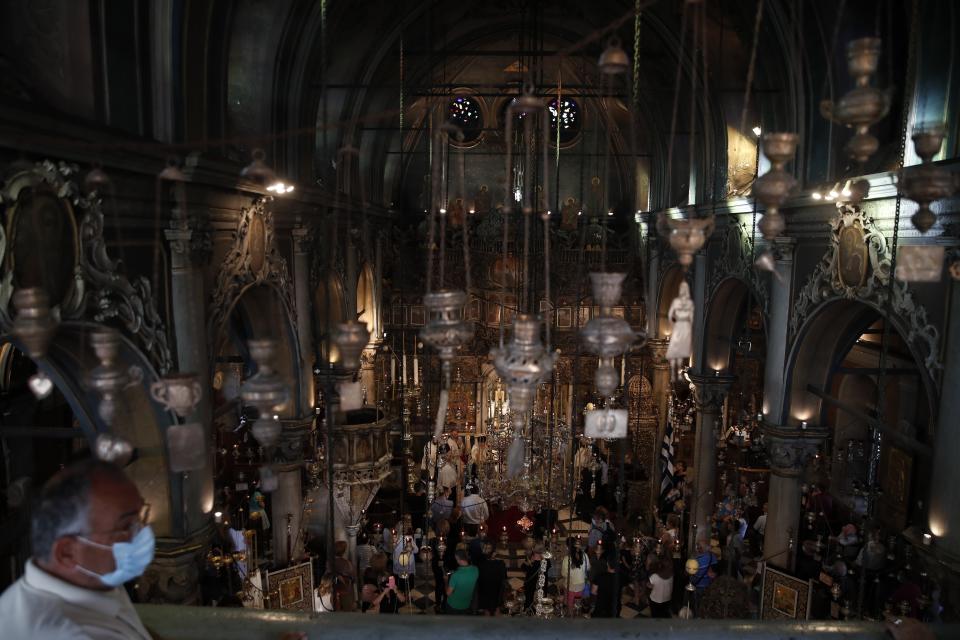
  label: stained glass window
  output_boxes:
[447,95,483,144]
[548,97,581,144]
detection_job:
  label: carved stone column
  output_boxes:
[688,371,735,551]
[292,224,315,415]
[271,417,312,566]
[690,250,708,371]
[164,220,213,534]
[647,337,671,518]
[929,276,960,558]
[761,422,828,571]
[763,237,796,423]
[137,525,209,604]
[647,241,661,337]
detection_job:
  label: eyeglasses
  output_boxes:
[70,503,151,542]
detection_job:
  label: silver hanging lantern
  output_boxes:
[86,329,142,427]
[898,124,960,233]
[241,339,290,418]
[656,214,715,267]
[150,372,203,419]
[334,319,370,373]
[492,314,556,414]
[580,273,638,397]
[420,289,473,382]
[820,38,891,164]
[753,133,798,241]
[11,288,58,360]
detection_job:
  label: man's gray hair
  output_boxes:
[31,459,128,561]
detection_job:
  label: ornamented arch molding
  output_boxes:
[207,199,297,363]
[707,219,769,316]
[789,203,941,372]
[0,161,172,373]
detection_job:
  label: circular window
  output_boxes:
[447,95,483,145]
[548,97,581,145]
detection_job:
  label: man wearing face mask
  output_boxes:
[0,459,155,639]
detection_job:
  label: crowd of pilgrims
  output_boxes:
[200,432,940,621]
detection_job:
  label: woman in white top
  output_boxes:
[560,540,589,611]
[647,558,674,618]
[314,574,336,613]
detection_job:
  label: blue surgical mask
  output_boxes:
[76,525,155,587]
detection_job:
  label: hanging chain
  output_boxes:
[737,0,765,139]
[858,0,919,619]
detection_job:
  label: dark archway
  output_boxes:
[784,299,935,531]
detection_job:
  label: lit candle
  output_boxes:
[402,354,408,386]
[413,353,419,386]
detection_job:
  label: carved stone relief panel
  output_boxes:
[790,203,940,372]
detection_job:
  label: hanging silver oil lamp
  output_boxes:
[898,124,960,233]
[420,289,473,384]
[753,133,798,241]
[580,273,638,397]
[334,319,370,373]
[656,214,715,267]
[241,339,289,449]
[150,372,203,418]
[11,287,58,359]
[820,38,891,164]
[492,314,556,414]
[86,328,143,427]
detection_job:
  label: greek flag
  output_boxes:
[660,422,675,497]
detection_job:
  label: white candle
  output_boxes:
[391,357,396,384]
[402,355,408,386]
[413,355,419,385]
[620,356,626,385]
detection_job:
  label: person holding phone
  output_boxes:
[373,573,406,614]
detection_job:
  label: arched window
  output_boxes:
[548,97,581,145]
[447,95,483,145]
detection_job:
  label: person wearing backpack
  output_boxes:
[587,507,616,551]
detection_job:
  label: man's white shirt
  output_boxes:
[0,560,152,639]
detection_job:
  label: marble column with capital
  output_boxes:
[929,276,960,558]
[763,237,796,423]
[761,423,828,571]
[292,224,315,415]
[688,372,735,551]
[271,416,313,566]
[690,250,708,371]
[647,240,661,337]
[164,220,213,533]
